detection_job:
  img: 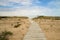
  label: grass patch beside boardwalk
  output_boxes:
[33,16,60,40]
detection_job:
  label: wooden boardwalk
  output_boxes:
[23,19,46,40]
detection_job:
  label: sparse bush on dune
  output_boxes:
[0,31,13,40]
[54,17,60,20]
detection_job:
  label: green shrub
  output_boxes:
[0,17,8,20]
[0,31,13,40]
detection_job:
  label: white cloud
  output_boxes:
[13,0,32,6]
[0,1,10,6]
[0,6,52,18]
[0,0,33,6]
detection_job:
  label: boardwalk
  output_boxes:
[23,19,46,40]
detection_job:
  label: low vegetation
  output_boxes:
[33,16,60,20]
[0,31,13,40]
[14,24,21,28]
[0,16,28,20]
[0,17,8,20]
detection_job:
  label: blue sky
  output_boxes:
[0,0,60,17]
